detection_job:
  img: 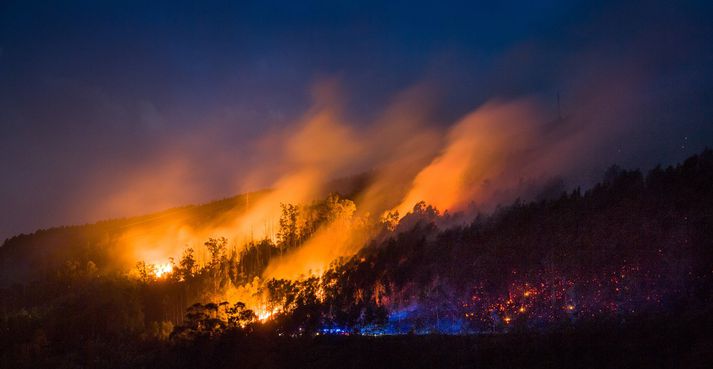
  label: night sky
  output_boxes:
[1,0,712,240]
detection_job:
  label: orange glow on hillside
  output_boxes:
[109,81,612,297]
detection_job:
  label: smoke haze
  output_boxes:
[1,0,711,244]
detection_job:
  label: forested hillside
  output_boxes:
[0,191,263,285]
[1,151,713,368]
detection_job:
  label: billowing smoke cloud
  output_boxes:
[391,99,545,216]
[111,82,445,271]
[110,80,358,267]
[3,0,711,246]
[261,61,659,279]
[106,59,655,280]
[53,0,701,277]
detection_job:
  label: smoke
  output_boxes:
[260,63,658,279]
[103,63,655,280]
[3,0,711,248]
[90,12,669,279]
[391,99,545,216]
[263,196,362,280]
[93,81,429,274]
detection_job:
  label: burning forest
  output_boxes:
[2,88,713,369]
[2,149,713,368]
[119,153,712,338]
[2,1,713,368]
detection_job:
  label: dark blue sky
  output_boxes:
[1,0,712,239]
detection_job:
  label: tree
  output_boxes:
[136,261,156,283]
[278,204,300,252]
[178,248,197,280]
[382,210,400,232]
[170,302,225,340]
[227,302,257,329]
[266,278,299,313]
[205,237,228,266]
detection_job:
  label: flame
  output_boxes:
[256,307,279,321]
[154,262,173,278]
[263,197,361,280]
[123,98,549,285]
[111,81,635,296]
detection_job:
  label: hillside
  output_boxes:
[0,191,261,285]
[0,172,371,286]
[1,151,713,368]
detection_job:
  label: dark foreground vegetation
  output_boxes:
[1,150,713,368]
[3,312,713,369]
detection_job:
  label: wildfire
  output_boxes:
[258,311,273,321]
[154,263,173,278]
[256,307,279,321]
